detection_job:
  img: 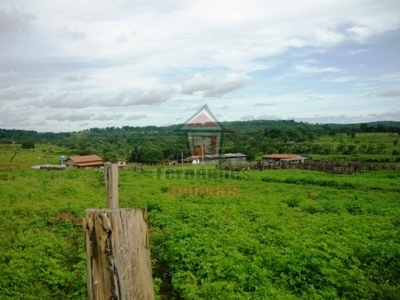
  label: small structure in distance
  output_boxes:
[262,154,308,164]
[181,153,247,164]
[65,155,103,169]
[116,159,127,168]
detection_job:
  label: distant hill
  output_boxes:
[1,120,400,142]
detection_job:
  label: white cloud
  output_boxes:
[1,1,400,131]
[63,75,89,82]
[313,29,345,45]
[347,26,371,41]
[92,114,124,121]
[181,73,251,97]
[30,93,94,109]
[125,114,147,120]
[0,86,39,100]
[45,111,95,122]
[296,64,341,73]
[375,73,400,82]
[0,108,31,126]
[328,76,357,83]
[254,102,273,106]
[100,84,176,107]
[348,49,369,55]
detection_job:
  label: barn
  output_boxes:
[64,155,103,169]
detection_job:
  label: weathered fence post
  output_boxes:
[104,162,119,209]
[85,163,154,300]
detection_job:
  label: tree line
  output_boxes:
[1,120,400,163]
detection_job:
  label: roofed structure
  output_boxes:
[203,152,247,163]
[65,155,103,168]
[182,155,201,164]
[182,153,247,164]
[262,154,308,163]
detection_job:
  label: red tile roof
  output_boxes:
[68,155,103,167]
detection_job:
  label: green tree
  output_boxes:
[21,140,35,149]
[130,145,164,164]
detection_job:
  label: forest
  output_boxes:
[1,120,400,164]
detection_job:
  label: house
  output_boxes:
[64,155,103,169]
[262,154,308,164]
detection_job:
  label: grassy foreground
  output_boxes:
[0,159,399,299]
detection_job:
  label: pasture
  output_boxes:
[0,146,399,299]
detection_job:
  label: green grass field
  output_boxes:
[0,145,400,299]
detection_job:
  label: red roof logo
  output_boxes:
[185,112,218,127]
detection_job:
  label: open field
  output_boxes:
[0,144,66,170]
[1,156,400,299]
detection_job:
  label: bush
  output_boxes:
[285,198,300,208]
[21,141,35,149]
[346,203,363,215]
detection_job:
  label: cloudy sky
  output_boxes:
[1,0,400,132]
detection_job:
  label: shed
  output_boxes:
[262,154,308,164]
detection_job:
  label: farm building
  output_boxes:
[182,153,246,164]
[262,154,308,164]
[203,153,247,164]
[64,155,103,169]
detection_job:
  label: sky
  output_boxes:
[0,0,400,132]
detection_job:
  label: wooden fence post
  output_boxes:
[85,163,154,300]
[104,162,119,209]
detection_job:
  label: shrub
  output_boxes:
[346,203,363,215]
[285,198,300,208]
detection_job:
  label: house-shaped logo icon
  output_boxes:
[174,104,232,157]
